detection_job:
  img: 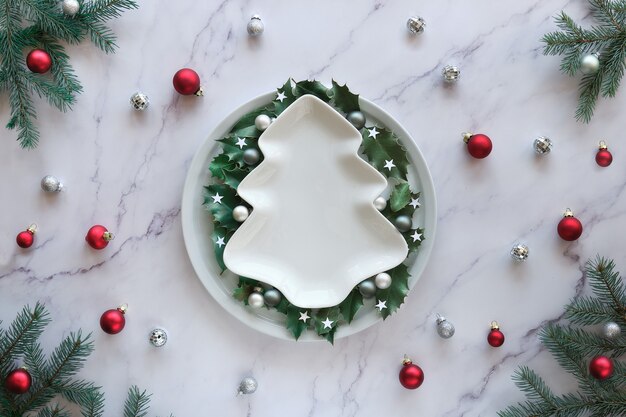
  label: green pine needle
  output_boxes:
[123,386,152,417]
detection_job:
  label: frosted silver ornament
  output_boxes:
[373,196,387,211]
[248,291,264,308]
[581,53,600,75]
[374,272,392,289]
[442,65,461,83]
[533,136,552,155]
[130,92,149,111]
[394,215,412,232]
[358,279,377,298]
[346,111,366,130]
[233,205,250,222]
[41,175,63,193]
[247,15,264,37]
[61,0,80,16]
[254,114,272,131]
[243,148,261,165]
[237,376,258,395]
[406,16,425,34]
[602,322,621,339]
[510,243,529,262]
[263,289,281,307]
[436,315,455,339]
[149,328,168,347]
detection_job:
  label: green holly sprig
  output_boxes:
[203,79,424,343]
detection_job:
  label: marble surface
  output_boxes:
[1,0,626,416]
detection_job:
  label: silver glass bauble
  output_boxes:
[510,243,529,262]
[254,114,271,131]
[243,148,261,166]
[436,315,455,339]
[237,376,258,395]
[373,196,387,211]
[247,15,264,37]
[346,111,366,130]
[263,289,281,307]
[374,272,392,289]
[442,65,461,83]
[394,215,412,232]
[533,136,553,155]
[580,53,600,75]
[61,0,80,16]
[248,292,264,308]
[602,321,621,339]
[406,16,425,34]
[130,92,149,111]
[233,205,250,222]
[149,328,168,347]
[41,175,63,192]
[358,279,377,298]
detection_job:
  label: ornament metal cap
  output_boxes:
[117,304,128,314]
[490,321,500,330]
[599,140,608,150]
[26,224,37,234]
[102,231,114,242]
[251,14,261,20]
[563,208,574,218]
[436,314,446,324]
[194,86,204,97]
[402,354,413,365]
[462,132,473,143]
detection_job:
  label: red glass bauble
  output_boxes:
[100,306,126,334]
[488,323,505,347]
[5,368,32,394]
[173,68,202,95]
[16,230,35,248]
[557,210,583,241]
[596,149,613,167]
[26,49,52,73]
[399,358,424,389]
[465,133,492,159]
[85,225,113,249]
[589,355,613,380]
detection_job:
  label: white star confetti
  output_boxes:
[299,311,310,323]
[215,236,225,247]
[375,300,387,311]
[276,91,287,102]
[322,317,334,329]
[211,193,224,204]
[409,197,421,209]
[384,160,395,171]
[235,137,247,149]
[410,230,423,242]
[368,127,380,139]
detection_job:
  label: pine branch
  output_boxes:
[566,296,617,325]
[36,405,71,417]
[0,303,49,373]
[18,0,81,42]
[123,386,151,417]
[586,256,626,316]
[81,0,139,22]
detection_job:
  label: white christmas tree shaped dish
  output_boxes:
[223,95,408,308]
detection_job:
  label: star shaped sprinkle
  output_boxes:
[299,311,310,323]
[410,230,423,242]
[235,137,247,149]
[215,236,225,247]
[322,317,334,329]
[409,197,421,209]
[211,193,223,204]
[375,300,387,311]
[384,159,395,171]
[368,127,380,139]
[276,91,287,102]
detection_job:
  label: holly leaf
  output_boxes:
[403,227,425,253]
[273,296,291,315]
[286,306,309,340]
[222,166,249,190]
[361,128,409,181]
[338,289,363,324]
[203,184,242,231]
[329,80,359,113]
[229,105,276,137]
[274,79,297,115]
[294,80,330,102]
[376,263,410,319]
[390,181,411,212]
[209,153,238,181]
[211,226,231,272]
[232,277,260,303]
[313,307,341,344]
[217,136,258,162]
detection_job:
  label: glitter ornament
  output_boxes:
[247,15,264,36]
[248,291,264,308]
[373,196,387,211]
[254,114,272,131]
[130,92,149,111]
[263,289,281,307]
[557,209,583,241]
[602,322,621,339]
[358,279,377,298]
[589,356,613,380]
[149,328,168,347]
[61,0,80,16]
[394,215,412,232]
[596,141,613,167]
[442,65,461,83]
[346,111,366,129]
[406,16,425,34]
[16,224,37,248]
[399,356,424,389]
[510,243,529,262]
[233,205,250,222]
[5,368,32,394]
[581,53,600,75]
[41,175,63,192]
[533,136,553,155]
[237,376,258,395]
[488,321,505,347]
[243,148,261,166]
[100,304,127,335]
[374,272,392,289]
[85,225,114,249]
[463,132,492,159]
[436,314,455,339]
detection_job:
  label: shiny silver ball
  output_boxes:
[510,243,529,262]
[233,205,250,222]
[346,111,366,130]
[243,148,261,166]
[406,16,425,34]
[237,376,258,395]
[61,0,80,16]
[581,54,600,75]
[247,15,264,37]
[263,289,281,307]
[374,272,392,289]
[602,322,621,339]
[533,136,553,155]
[358,279,377,298]
[394,215,412,232]
[41,175,63,192]
[373,197,387,211]
[254,114,272,131]
[436,315,455,339]
[130,92,149,111]
[149,328,168,347]
[248,292,264,308]
[442,65,461,83]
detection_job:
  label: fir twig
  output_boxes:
[123,386,151,417]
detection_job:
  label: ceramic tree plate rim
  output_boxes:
[182,92,437,341]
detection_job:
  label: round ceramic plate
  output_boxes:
[182,92,437,341]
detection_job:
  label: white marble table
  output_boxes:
[2,1,626,415]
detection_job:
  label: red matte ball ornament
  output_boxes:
[589,355,614,380]
[488,321,505,347]
[399,356,424,389]
[100,304,127,334]
[596,141,613,167]
[173,68,203,96]
[5,368,32,394]
[463,132,492,159]
[26,49,52,73]
[557,209,583,241]
[16,224,37,248]
[85,225,114,249]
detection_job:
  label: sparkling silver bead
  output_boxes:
[581,53,600,75]
[374,272,392,289]
[243,148,261,166]
[442,65,461,83]
[510,243,529,262]
[237,376,258,395]
[406,16,425,34]
[247,15,264,37]
[358,279,377,298]
[130,92,149,111]
[61,0,80,16]
[149,328,168,347]
[263,289,281,307]
[233,205,250,222]
[534,136,553,155]
[373,196,387,211]
[40,175,63,193]
[436,315,455,339]
[602,322,621,339]
[254,114,272,131]
[346,111,366,130]
[248,292,264,308]
[394,215,412,233]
